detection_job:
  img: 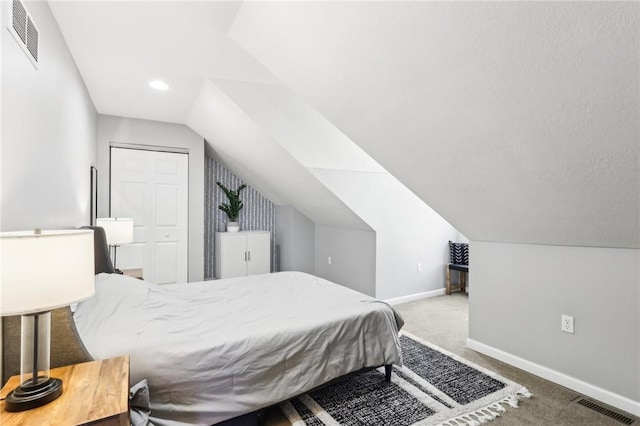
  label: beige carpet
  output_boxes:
[265,293,637,425]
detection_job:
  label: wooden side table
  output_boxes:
[0,356,130,426]
[122,268,143,280]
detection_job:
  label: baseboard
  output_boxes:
[466,338,640,417]
[384,288,445,305]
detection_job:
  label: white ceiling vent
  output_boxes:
[9,0,39,68]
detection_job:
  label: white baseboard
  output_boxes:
[384,288,445,305]
[466,338,640,417]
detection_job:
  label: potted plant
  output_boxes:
[216,182,246,232]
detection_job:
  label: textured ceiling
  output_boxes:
[50,1,372,230]
[49,1,280,123]
[50,1,639,248]
[230,1,639,248]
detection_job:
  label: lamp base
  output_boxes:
[4,377,63,412]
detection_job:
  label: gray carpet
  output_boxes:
[394,294,638,426]
[265,294,639,426]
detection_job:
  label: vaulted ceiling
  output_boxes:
[50,1,639,248]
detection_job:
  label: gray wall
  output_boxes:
[469,241,640,405]
[97,115,205,282]
[1,0,97,231]
[276,205,315,274]
[314,225,376,297]
[0,0,98,383]
[205,157,277,279]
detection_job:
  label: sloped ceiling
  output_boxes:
[50,1,639,248]
[187,79,371,230]
[48,1,278,123]
[229,1,639,248]
[49,1,370,231]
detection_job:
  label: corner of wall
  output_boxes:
[276,205,315,274]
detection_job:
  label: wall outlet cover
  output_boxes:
[561,315,575,334]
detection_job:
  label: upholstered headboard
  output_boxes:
[2,307,93,384]
[82,225,116,274]
[1,227,111,384]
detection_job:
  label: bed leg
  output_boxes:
[384,364,392,382]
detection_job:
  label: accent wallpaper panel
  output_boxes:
[205,157,277,279]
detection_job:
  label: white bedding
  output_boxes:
[74,272,403,425]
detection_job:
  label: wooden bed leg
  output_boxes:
[384,364,392,382]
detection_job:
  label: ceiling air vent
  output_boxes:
[9,0,39,68]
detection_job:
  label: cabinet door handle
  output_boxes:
[248,251,251,261]
[244,251,247,261]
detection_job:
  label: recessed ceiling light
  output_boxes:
[149,80,169,91]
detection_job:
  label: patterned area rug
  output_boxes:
[280,333,531,426]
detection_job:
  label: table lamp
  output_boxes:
[95,217,133,272]
[0,229,95,411]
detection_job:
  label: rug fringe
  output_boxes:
[437,388,532,426]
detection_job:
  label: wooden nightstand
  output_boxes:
[122,268,143,280]
[0,356,130,426]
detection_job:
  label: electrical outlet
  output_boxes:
[417,263,422,272]
[327,256,332,265]
[561,315,574,334]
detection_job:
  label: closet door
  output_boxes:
[110,147,189,284]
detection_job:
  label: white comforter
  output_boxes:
[74,272,403,425]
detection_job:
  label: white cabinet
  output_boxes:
[215,231,271,279]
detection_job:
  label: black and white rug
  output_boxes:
[280,333,531,426]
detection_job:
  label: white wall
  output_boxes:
[97,115,205,282]
[312,169,462,299]
[273,205,378,297]
[315,225,376,297]
[211,80,461,299]
[1,0,97,232]
[1,0,97,384]
[187,80,371,232]
[276,205,315,274]
[468,241,640,415]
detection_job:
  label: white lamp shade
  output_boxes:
[96,218,134,245]
[0,229,95,316]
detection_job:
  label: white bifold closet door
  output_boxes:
[110,147,189,284]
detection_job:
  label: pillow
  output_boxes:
[130,379,154,426]
[449,241,469,265]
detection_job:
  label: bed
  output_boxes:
[1,227,404,426]
[74,271,403,425]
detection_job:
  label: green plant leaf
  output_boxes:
[216,181,246,221]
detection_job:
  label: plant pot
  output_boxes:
[226,221,240,233]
